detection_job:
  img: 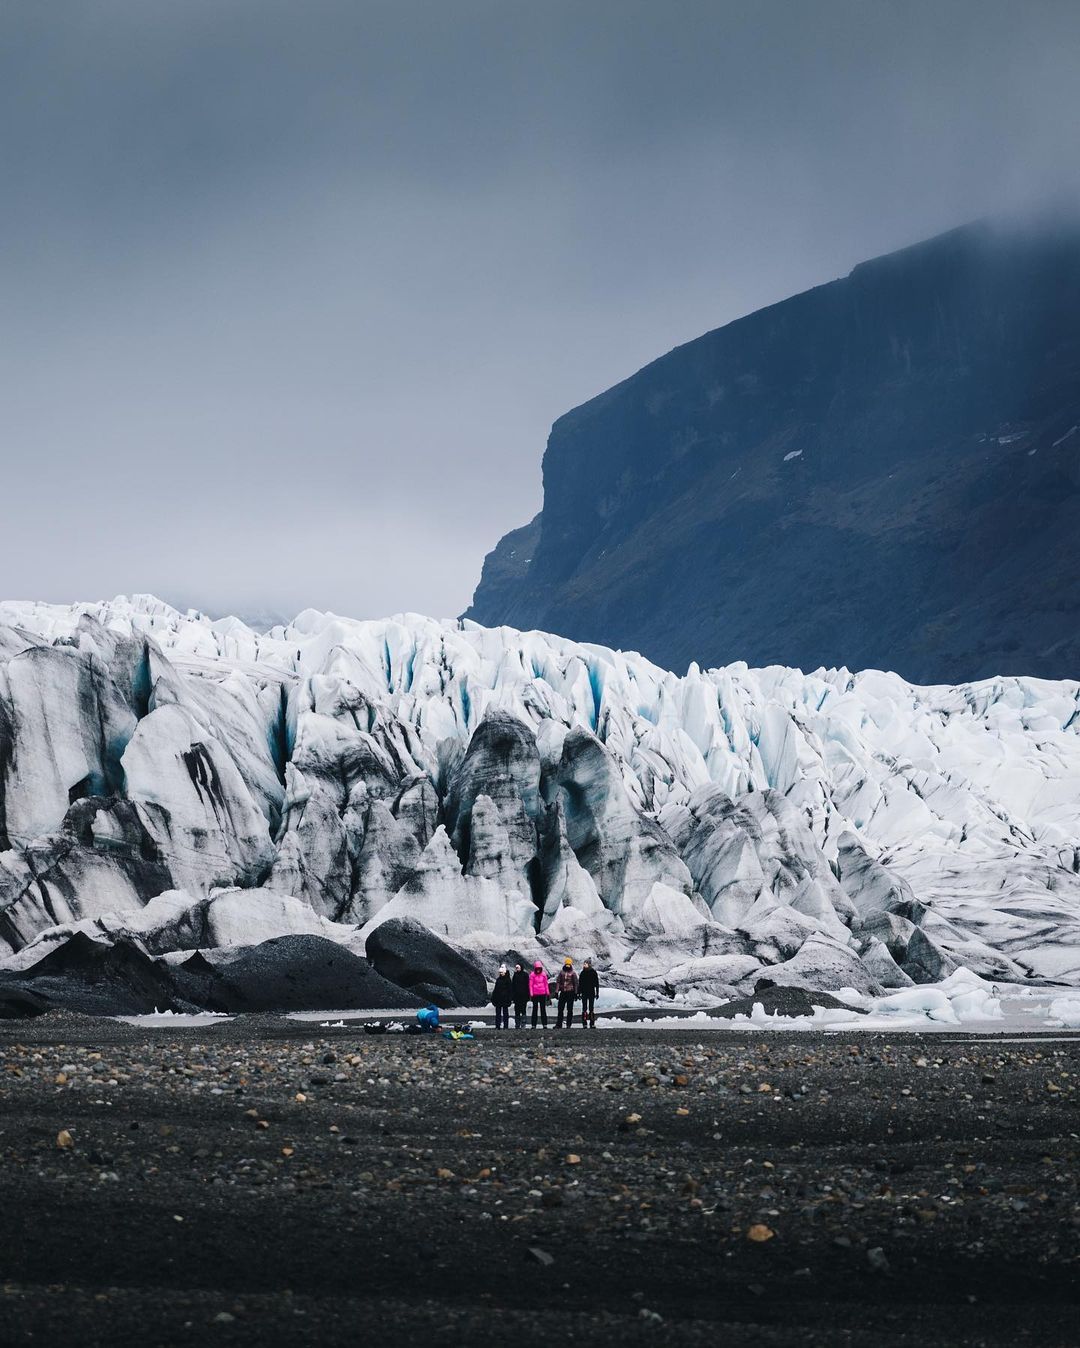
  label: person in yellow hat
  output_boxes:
[554,957,578,1029]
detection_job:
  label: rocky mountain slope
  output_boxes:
[0,595,1077,1009]
[466,217,1080,683]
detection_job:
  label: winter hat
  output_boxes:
[534,961,543,970]
[564,958,573,967]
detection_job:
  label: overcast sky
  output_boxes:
[3,1,1079,624]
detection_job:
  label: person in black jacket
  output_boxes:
[491,965,513,1029]
[578,958,600,1029]
[510,963,530,1029]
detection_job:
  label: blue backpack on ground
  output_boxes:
[416,1005,440,1030]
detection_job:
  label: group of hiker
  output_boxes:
[489,957,600,1030]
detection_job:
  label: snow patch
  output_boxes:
[115,1011,232,1027]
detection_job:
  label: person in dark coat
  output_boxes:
[511,963,530,1029]
[578,958,600,1029]
[554,958,578,1029]
[491,965,513,1029]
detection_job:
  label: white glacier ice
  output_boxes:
[0,593,1077,1002]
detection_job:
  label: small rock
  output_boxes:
[867,1246,891,1274]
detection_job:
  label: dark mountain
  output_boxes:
[466,219,1080,682]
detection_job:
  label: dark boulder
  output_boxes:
[210,934,423,1012]
[169,950,228,1009]
[0,932,199,1016]
[713,984,866,1020]
[0,984,50,1019]
[366,918,487,1009]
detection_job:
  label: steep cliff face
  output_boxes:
[466,219,1080,683]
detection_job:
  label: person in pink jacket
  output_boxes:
[528,961,550,1029]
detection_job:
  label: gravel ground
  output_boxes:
[0,1014,1078,1347]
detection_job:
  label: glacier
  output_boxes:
[0,593,1078,1007]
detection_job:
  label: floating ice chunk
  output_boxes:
[594,988,649,1011]
[873,987,960,1023]
[949,988,1004,1020]
[1048,996,1080,1028]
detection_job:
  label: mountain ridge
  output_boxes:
[466,216,1080,682]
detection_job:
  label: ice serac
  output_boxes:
[551,726,692,918]
[446,710,541,901]
[122,704,274,894]
[1,645,136,846]
[265,766,352,918]
[0,797,172,951]
[393,776,439,851]
[347,800,421,925]
[763,935,881,995]
[0,594,1076,1003]
[536,798,606,932]
[838,833,925,923]
[360,826,535,943]
[665,786,852,940]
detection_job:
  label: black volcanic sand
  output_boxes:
[0,1017,1078,1347]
